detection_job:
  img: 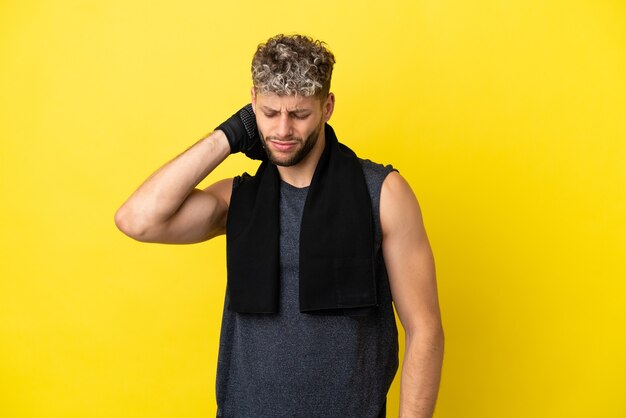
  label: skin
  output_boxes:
[115,90,444,417]
[251,88,335,187]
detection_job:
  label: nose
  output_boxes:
[275,113,293,139]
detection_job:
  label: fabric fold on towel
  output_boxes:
[226,123,377,315]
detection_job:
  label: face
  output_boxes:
[251,90,335,167]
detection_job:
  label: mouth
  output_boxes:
[268,140,298,152]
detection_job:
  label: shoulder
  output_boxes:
[359,158,397,181]
[358,158,397,201]
[202,178,234,207]
[379,171,425,238]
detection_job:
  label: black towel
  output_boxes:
[226,123,377,314]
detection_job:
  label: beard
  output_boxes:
[260,119,324,167]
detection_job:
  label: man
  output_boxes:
[115,34,443,418]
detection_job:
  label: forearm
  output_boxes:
[115,130,230,234]
[399,327,444,418]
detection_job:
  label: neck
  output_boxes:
[276,129,326,188]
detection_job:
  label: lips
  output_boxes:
[269,140,298,152]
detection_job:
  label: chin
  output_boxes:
[268,153,303,167]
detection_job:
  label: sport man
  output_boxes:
[115,34,444,418]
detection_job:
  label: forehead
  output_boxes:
[256,92,321,111]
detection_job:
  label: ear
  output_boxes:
[250,87,257,113]
[322,92,335,123]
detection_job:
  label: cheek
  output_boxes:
[298,119,319,134]
[255,118,270,136]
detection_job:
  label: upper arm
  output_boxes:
[380,172,442,337]
[141,178,233,244]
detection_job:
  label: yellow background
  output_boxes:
[1,0,625,417]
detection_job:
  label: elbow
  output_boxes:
[114,204,151,241]
[406,321,445,350]
[435,324,445,350]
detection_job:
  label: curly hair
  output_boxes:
[251,34,335,98]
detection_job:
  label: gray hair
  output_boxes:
[251,34,335,97]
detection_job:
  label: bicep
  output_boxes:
[146,178,233,244]
[381,172,441,336]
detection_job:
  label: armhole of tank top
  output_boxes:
[361,160,397,246]
[375,166,397,243]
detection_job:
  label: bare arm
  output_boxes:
[114,130,233,244]
[380,172,444,418]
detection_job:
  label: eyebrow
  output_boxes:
[260,106,311,115]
